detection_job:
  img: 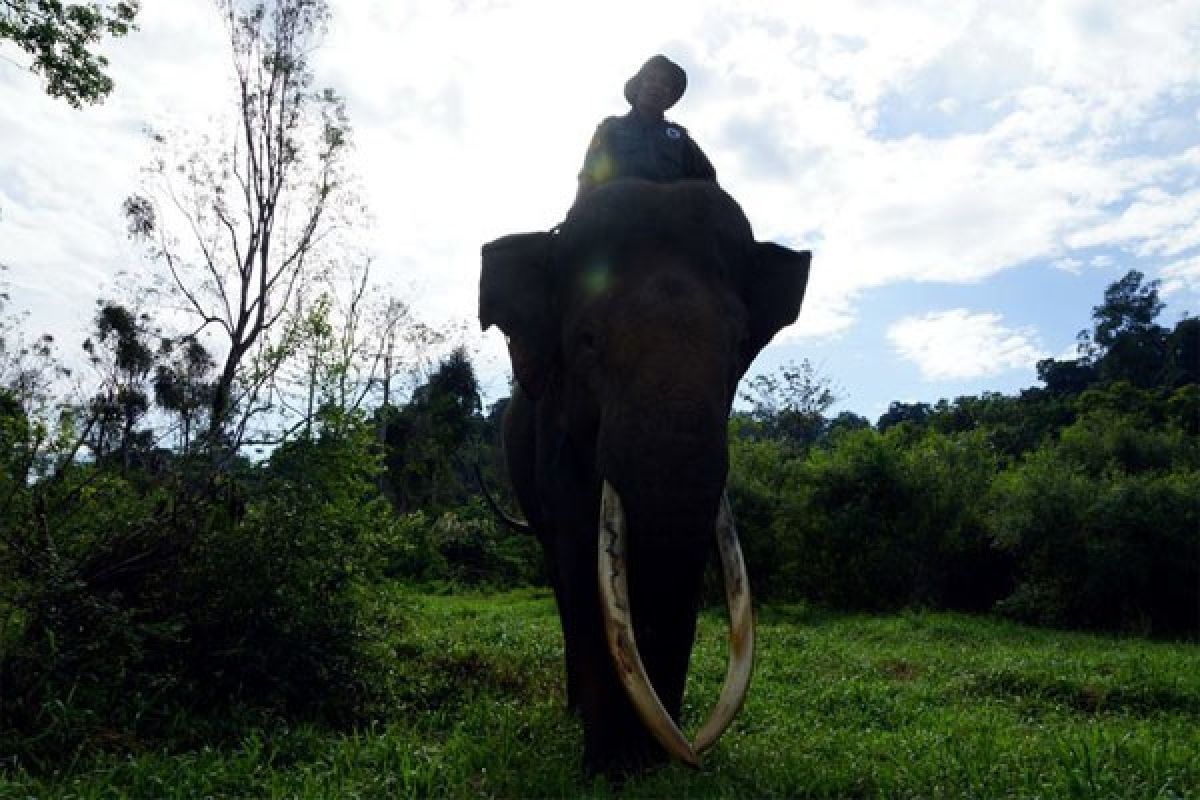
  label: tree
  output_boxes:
[876,401,932,432]
[1090,270,1165,350]
[153,335,215,452]
[1036,354,1096,396]
[280,262,416,439]
[0,275,69,421]
[822,410,870,441]
[381,347,484,512]
[1034,270,1178,394]
[0,1,139,107]
[124,0,355,457]
[1162,317,1199,389]
[739,359,837,445]
[82,301,159,469]
[1079,270,1170,388]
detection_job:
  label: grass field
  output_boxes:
[4,588,1199,798]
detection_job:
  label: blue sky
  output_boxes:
[2,0,1199,422]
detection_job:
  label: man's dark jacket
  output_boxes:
[577,111,717,198]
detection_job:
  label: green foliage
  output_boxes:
[929,390,1074,461]
[176,419,393,716]
[0,1,140,107]
[725,270,1198,632]
[725,419,797,600]
[380,347,487,513]
[379,501,543,590]
[0,414,400,769]
[876,400,933,431]
[1038,270,1191,394]
[989,393,1200,634]
[152,335,215,451]
[82,301,161,468]
[730,372,1199,634]
[764,426,1003,611]
[1090,269,1165,350]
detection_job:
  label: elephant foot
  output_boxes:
[583,745,668,779]
[582,723,669,778]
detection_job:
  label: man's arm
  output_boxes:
[575,119,615,204]
[686,136,718,184]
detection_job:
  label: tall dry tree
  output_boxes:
[125,0,354,456]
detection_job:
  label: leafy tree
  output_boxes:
[381,347,483,512]
[82,301,160,469]
[765,426,1004,610]
[739,359,837,446]
[0,274,69,419]
[818,410,870,445]
[1162,316,1199,389]
[124,0,355,455]
[1039,270,1180,392]
[0,1,139,108]
[153,335,215,451]
[876,400,932,431]
[928,391,1073,461]
[1035,355,1096,396]
[1090,269,1165,351]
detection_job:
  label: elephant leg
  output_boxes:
[542,536,582,712]
[552,522,664,774]
[504,388,581,710]
[626,541,707,725]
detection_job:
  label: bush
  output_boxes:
[0,416,397,768]
[726,420,800,602]
[989,410,1199,634]
[380,500,544,589]
[735,426,1006,611]
[175,426,392,718]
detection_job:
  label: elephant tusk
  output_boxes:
[598,481,700,769]
[693,491,755,753]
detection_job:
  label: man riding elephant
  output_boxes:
[575,55,718,204]
[477,54,811,775]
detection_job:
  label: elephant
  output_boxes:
[478,178,810,774]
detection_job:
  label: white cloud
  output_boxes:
[887,309,1046,380]
[1053,257,1083,274]
[1067,186,1200,258]
[2,0,1199,395]
[1160,254,1200,297]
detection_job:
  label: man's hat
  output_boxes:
[624,55,687,109]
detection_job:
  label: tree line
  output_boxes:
[728,270,1198,635]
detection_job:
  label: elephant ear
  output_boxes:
[743,242,811,363]
[479,231,556,399]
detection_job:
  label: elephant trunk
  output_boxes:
[593,392,752,766]
[598,483,755,766]
[597,389,730,542]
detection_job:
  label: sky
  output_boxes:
[2,0,1199,421]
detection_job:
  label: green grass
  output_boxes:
[3,588,1198,798]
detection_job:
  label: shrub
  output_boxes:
[726,421,799,602]
[0,416,397,768]
[989,413,1199,634]
[380,499,543,589]
[749,426,1005,611]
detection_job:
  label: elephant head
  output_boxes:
[479,178,810,773]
